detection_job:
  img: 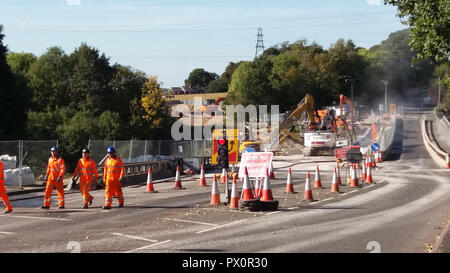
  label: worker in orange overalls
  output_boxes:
[72,148,98,209]
[41,146,66,209]
[0,161,13,214]
[103,146,125,209]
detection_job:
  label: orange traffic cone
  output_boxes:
[241,167,254,201]
[199,164,207,187]
[350,164,359,188]
[285,168,295,194]
[447,154,450,169]
[270,162,275,179]
[261,168,273,201]
[313,164,323,189]
[221,168,228,184]
[146,168,157,193]
[331,167,340,193]
[210,175,220,205]
[336,162,342,185]
[365,165,374,184]
[304,172,314,201]
[174,165,183,190]
[361,162,367,181]
[229,175,239,209]
[377,151,383,163]
[254,178,261,198]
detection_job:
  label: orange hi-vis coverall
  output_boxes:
[43,156,66,207]
[74,157,98,206]
[0,161,13,212]
[103,156,125,207]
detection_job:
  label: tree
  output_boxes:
[141,76,171,130]
[27,47,71,110]
[386,0,450,62]
[184,68,218,89]
[205,62,241,93]
[0,25,26,139]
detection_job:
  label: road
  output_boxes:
[1,107,449,253]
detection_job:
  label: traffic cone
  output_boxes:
[313,164,323,189]
[261,168,273,201]
[285,168,295,194]
[347,164,353,185]
[210,175,221,205]
[336,162,342,185]
[330,167,340,193]
[365,165,374,184]
[361,162,367,181]
[241,167,255,201]
[221,168,228,184]
[447,154,450,169]
[254,178,261,198]
[174,165,183,190]
[199,164,207,187]
[304,172,314,201]
[350,165,359,188]
[377,151,383,163]
[229,175,239,209]
[270,162,275,179]
[146,168,157,193]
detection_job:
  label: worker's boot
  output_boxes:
[102,206,111,210]
[41,205,50,209]
[4,209,13,214]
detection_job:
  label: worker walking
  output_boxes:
[72,148,98,209]
[103,146,125,209]
[0,161,13,214]
[41,146,66,209]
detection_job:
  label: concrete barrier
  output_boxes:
[421,118,449,168]
[380,117,397,161]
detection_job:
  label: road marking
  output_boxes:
[111,233,158,243]
[288,207,297,210]
[315,198,334,203]
[0,215,72,221]
[365,184,375,188]
[196,219,247,234]
[265,211,281,216]
[123,240,172,253]
[164,218,218,227]
[341,190,358,196]
[0,231,15,235]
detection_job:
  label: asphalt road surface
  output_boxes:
[1,107,449,253]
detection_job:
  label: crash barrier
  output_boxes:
[422,119,449,168]
[379,116,397,161]
[88,139,212,165]
[0,140,58,187]
[433,111,450,150]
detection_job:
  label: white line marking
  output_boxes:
[1,215,72,221]
[316,198,333,203]
[265,211,281,216]
[341,190,358,196]
[196,219,247,234]
[0,231,15,235]
[365,184,375,188]
[288,207,297,210]
[111,233,158,243]
[123,240,172,253]
[164,218,218,227]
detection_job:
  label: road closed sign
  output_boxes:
[238,152,273,179]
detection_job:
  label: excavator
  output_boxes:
[239,93,355,156]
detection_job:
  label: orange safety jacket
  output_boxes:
[0,161,5,187]
[74,157,98,183]
[103,156,124,183]
[47,156,65,182]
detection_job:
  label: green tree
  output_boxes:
[386,0,450,62]
[141,76,171,130]
[27,47,71,110]
[0,25,26,139]
[184,68,218,89]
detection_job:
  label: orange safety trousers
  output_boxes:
[103,157,124,207]
[74,158,98,205]
[0,162,12,211]
[43,157,65,207]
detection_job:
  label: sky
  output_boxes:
[0,0,406,88]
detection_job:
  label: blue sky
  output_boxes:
[0,0,406,88]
